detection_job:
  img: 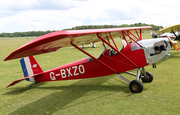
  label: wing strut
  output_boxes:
[122,31,143,48]
[135,29,140,39]
[70,41,118,73]
[109,32,119,50]
[127,30,142,43]
[97,33,139,68]
[140,29,143,40]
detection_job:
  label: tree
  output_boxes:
[0,23,163,38]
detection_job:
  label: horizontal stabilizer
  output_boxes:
[6,73,42,88]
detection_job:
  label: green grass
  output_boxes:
[1,33,180,115]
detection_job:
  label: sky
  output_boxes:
[0,0,180,33]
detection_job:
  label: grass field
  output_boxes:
[1,33,180,115]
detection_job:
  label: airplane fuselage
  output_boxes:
[33,38,171,83]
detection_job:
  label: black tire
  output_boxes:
[141,71,153,83]
[129,80,143,93]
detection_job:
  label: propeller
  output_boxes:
[166,35,179,51]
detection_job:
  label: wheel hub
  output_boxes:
[132,84,139,91]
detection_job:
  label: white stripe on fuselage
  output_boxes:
[24,57,35,82]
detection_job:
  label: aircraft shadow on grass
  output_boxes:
[6,76,132,115]
[4,83,46,95]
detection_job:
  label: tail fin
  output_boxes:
[6,56,43,88]
[20,56,43,82]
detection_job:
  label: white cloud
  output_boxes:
[0,0,180,33]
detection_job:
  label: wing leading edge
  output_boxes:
[4,26,151,61]
[157,24,180,35]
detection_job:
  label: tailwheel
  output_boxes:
[129,80,143,93]
[141,71,153,83]
[29,82,39,87]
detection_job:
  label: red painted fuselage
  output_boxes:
[34,44,148,83]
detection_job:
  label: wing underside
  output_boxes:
[4,26,151,61]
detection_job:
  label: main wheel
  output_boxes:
[141,71,153,83]
[129,80,143,93]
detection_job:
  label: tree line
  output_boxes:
[0,23,163,37]
[63,23,163,31]
[0,30,57,37]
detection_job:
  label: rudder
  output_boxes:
[20,56,43,82]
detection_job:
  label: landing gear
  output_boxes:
[129,80,143,93]
[141,71,153,83]
[117,67,154,93]
[29,82,39,87]
[118,69,144,93]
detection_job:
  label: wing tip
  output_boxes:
[4,57,10,61]
[4,52,17,61]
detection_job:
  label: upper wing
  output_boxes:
[157,24,180,35]
[4,26,151,61]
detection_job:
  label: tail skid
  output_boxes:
[6,56,43,88]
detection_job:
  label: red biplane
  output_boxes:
[4,26,178,93]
